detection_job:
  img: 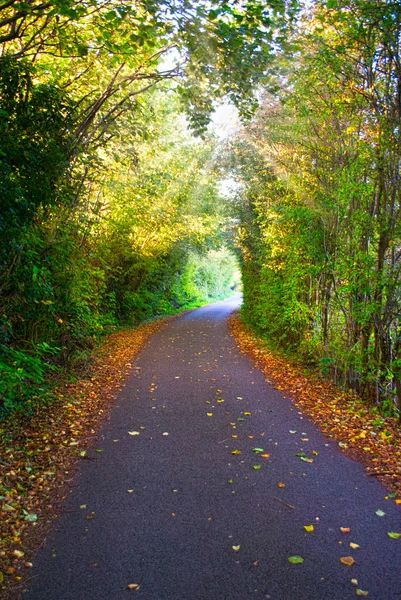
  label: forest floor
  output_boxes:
[228,313,401,499]
[1,306,401,597]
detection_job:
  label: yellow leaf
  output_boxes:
[127,584,141,590]
[340,556,355,566]
[304,525,314,532]
[232,435,238,439]
[395,499,401,505]
[232,545,241,551]
[231,450,241,455]
[277,482,285,488]
[261,453,270,458]
[207,413,213,417]
[350,542,360,549]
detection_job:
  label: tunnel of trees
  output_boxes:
[1,0,401,420]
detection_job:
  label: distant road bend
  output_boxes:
[26,295,401,600]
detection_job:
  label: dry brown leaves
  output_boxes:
[229,313,401,498]
[0,317,171,598]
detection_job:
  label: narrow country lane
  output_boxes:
[25,297,401,600]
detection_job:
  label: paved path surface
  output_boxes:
[26,297,401,599]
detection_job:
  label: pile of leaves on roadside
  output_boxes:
[0,318,170,597]
[229,313,401,500]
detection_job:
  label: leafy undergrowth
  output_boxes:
[229,313,401,500]
[0,317,173,598]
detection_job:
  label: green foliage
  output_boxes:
[227,0,401,416]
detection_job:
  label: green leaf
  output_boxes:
[24,513,38,522]
[375,509,385,517]
[288,556,304,564]
[253,464,262,470]
[388,532,401,539]
[252,447,264,453]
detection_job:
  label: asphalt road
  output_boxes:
[25,296,401,600]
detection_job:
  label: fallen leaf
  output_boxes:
[232,545,241,551]
[253,465,262,470]
[289,430,297,434]
[232,435,238,439]
[277,482,285,488]
[351,579,358,585]
[244,412,251,416]
[356,590,369,597]
[350,542,360,549]
[252,448,264,453]
[24,513,37,522]
[127,490,133,493]
[395,499,401,505]
[261,453,270,458]
[340,527,351,533]
[162,432,169,436]
[127,584,141,590]
[388,532,401,539]
[304,525,314,532]
[13,550,24,558]
[340,556,355,566]
[231,450,241,455]
[288,556,304,564]
[128,431,140,436]
[375,509,385,517]
[207,413,213,417]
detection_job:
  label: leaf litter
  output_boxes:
[0,317,173,597]
[228,314,401,498]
